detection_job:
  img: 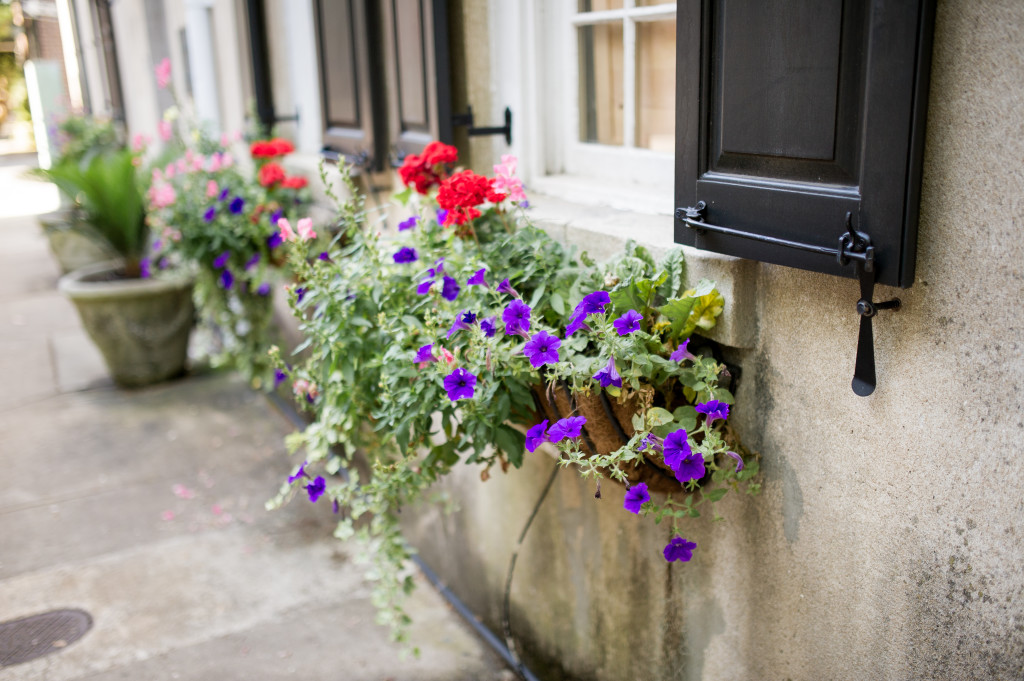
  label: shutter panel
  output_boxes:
[675,0,935,288]
[380,0,453,163]
[314,0,386,169]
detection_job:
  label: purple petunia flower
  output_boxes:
[565,291,610,337]
[447,310,477,339]
[332,499,340,514]
[219,188,230,201]
[393,247,418,264]
[213,251,230,269]
[398,216,418,231]
[416,279,435,295]
[663,537,697,563]
[441,275,461,301]
[267,232,283,250]
[414,344,437,363]
[696,400,730,426]
[525,420,549,452]
[502,299,532,335]
[428,258,445,277]
[158,257,169,270]
[318,251,330,261]
[436,209,448,225]
[725,450,744,472]
[674,451,706,484]
[270,209,282,225]
[496,278,519,297]
[592,356,622,388]
[480,316,497,338]
[220,269,234,289]
[623,482,650,514]
[245,252,261,270]
[467,268,487,286]
[670,338,697,362]
[140,258,151,279]
[274,368,288,389]
[523,330,561,367]
[256,282,271,296]
[295,286,306,303]
[203,206,216,222]
[306,476,326,503]
[443,368,477,401]
[548,416,586,443]
[287,461,307,483]
[152,239,163,252]
[613,309,643,335]
[229,196,245,214]
[662,429,691,470]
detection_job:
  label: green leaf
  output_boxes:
[672,406,698,431]
[393,186,413,205]
[550,293,566,317]
[496,425,525,467]
[703,488,728,502]
[658,296,698,336]
[646,407,674,427]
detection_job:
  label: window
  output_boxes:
[673,0,936,288]
[312,0,451,170]
[531,0,677,207]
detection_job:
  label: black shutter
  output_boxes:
[380,0,453,162]
[674,0,935,289]
[314,0,387,169]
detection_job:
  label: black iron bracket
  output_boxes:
[678,202,900,396]
[452,105,512,146]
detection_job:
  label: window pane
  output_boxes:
[636,19,675,152]
[579,22,623,146]
[577,0,623,11]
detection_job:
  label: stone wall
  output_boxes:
[402,1,1024,679]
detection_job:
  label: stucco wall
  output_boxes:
[403,1,1024,679]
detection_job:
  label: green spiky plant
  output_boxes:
[36,148,149,277]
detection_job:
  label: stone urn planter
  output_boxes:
[59,260,195,387]
[38,210,117,274]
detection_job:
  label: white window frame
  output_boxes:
[509,0,677,214]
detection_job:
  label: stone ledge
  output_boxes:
[528,191,759,349]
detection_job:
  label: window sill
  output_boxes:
[527,181,759,349]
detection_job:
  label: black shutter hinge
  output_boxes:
[320,147,373,173]
[677,203,901,396]
[452,105,512,145]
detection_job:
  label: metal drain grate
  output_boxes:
[0,609,92,667]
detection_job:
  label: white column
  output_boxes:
[281,0,322,155]
[184,0,221,130]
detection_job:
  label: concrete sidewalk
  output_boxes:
[0,160,510,680]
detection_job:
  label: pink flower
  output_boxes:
[132,133,150,152]
[191,154,205,172]
[492,154,527,203]
[172,483,195,499]
[220,133,231,147]
[175,158,187,173]
[206,180,219,198]
[296,218,317,241]
[155,57,171,89]
[151,168,163,183]
[149,183,176,209]
[161,227,182,242]
[158,119,173,142]
[278,217,297,241]
[208,153,223,172]
[164,162,176,179]
[221,153,234,167]
[439,348,455,364]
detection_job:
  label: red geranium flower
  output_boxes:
[250,137,296,159]
[259,162,287,187]
[281,176,308,189]
[436,169,507,226]
[397,141,458,194]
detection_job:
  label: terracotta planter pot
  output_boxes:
[532,384,682,494]
[59,261,195,387]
